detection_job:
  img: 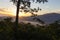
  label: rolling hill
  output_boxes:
[0,13,60,24]
[19,13,60,24]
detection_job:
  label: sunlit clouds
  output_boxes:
[0,8,60,17]
[0,8,32,17]
[0,8,13,16]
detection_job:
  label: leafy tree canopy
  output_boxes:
[10,0,48,12]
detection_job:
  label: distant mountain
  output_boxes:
[0,12,60,24]
[19,13,60,24]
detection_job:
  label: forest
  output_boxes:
[0,17,60,40]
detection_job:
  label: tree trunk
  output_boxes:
[15,0,20,28]
[14,0,20,40]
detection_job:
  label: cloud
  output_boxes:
[0,8,60,17]
[0,9,6,12]
[0,8,14,16]
[0,8,12,13]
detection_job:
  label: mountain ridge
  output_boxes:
[0,12,60,24]
[19,13,60,24]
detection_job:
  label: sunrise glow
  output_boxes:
[0,0,60,17]
[11,8,32,17]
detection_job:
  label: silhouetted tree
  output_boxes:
[11,0,48,27]
[10,0,48,40]
[33,17,45,24]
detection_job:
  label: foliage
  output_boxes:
[10,1,48,38]
[10,0,48,13]
[0,17,60,40]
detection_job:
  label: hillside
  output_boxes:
[0,13,60,24]
[19,13,60,24]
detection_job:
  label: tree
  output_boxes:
[33,17,45,24]
[11,0,48,28]
[10,0,48,40]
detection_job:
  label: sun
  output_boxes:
[19,12,32,17]
[12,9,32,17]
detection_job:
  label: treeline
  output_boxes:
[0,17,60,40]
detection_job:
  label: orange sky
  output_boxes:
[0,8,32,17]
[0,8,60,17]
[0,8,13,16]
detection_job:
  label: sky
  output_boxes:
[0,0,60,16]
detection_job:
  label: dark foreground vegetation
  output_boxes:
[0,17,60,40]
